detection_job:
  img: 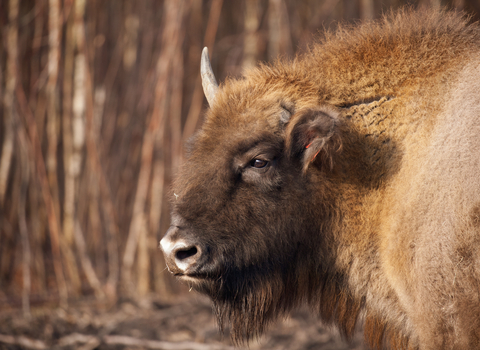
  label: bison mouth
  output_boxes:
[172,271,214,283]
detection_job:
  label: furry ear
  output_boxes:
[286,106,342,173]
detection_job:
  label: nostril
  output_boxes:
[161,233,203,273]
[175,246,198,261]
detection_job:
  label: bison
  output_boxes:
[160,9,480,350]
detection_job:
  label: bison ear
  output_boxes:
[286,106,342,173]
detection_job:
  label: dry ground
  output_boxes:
[0,294,366,350]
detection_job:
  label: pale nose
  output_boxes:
[160,226,201,274]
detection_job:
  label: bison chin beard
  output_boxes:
[193,262,302,345]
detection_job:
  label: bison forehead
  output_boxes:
[183,95,294,173]
[203,99,291,136]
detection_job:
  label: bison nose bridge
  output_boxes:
[160,226,202,274]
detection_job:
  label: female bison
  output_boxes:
[160,9,480,350]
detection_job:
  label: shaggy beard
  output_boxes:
[194,264,301,345]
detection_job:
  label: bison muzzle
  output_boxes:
[160,9,480,350]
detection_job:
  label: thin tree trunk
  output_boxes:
[360,0,374,20]
[0,0,18,205]
[62,0,76,280]
[47,0,61,225]
[49,0,83,296]
[150,155,166,294]
[169,29,184,178]
[89,88,106,282]
[243,0,260,70]
[102,184,120,299]
[268,0,292,60]
[17,125,31,319]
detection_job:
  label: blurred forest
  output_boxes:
[0,0,479,317]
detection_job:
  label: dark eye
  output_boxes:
[250,158,269,168]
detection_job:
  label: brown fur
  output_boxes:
[162,9,480,349]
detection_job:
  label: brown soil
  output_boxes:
[0,294,366,350]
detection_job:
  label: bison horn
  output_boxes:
[201,47,219,106]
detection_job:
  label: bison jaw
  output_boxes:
[161,222,312,344]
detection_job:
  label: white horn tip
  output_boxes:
[200,47,219,106]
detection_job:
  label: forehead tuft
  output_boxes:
[203,84,289,137]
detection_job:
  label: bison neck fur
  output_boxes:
[165,9,480,350]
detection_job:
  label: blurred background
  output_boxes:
[0,0,479,346]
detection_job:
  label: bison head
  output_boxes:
[160,48,342,343]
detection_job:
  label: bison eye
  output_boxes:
[250,158,269,169]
